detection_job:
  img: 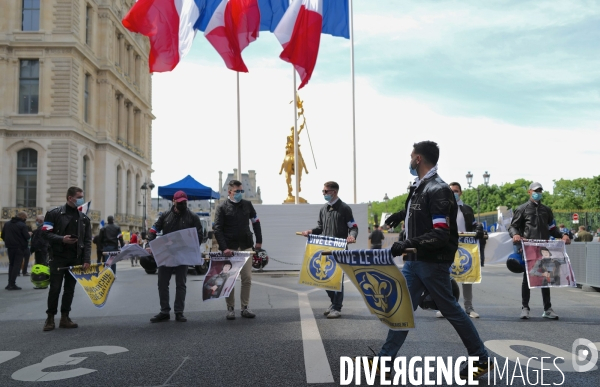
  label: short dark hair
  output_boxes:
[324,181,339,190]
[107,215,114,223]
[228,180,242,188]
[413,141,439,165]
[540,247,552,256]
[66,186,83,199]
[449,182,462,191]
[222,260,232,269]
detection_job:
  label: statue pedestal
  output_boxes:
[283,195,308,204]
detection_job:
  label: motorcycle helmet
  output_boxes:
[419,278,460,311]
[252,248,269,270]
[506,253,525,273]
[30,264,50,289]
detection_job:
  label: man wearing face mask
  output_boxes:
[374,141,492,381]
[41,186,92,331]
[301,181,358,319]
[99,215,125,273]
[30,215,49,265]
[147,190,203,323]
[1,211,31,290]
[509,182,570,320]
[214,180,263,320]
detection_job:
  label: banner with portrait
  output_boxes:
[522,240,577,289]
[331,249,415,331]
[298,235,347,291]
[450,235,482,284]
[69,264,115,308]
[202,252,251,301]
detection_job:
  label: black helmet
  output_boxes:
[252,248,269,270]
[506,253,525,273]
[419,278,460,311]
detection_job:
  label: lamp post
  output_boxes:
[465,171,491,222]
[140,182,155,231]
[383,193,390,212]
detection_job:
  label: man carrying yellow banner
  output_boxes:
[298,234,346,291]
[301,181,358,319]
[331,249,414,330]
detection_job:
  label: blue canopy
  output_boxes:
[158,175,220,200]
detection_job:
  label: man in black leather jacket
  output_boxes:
[41,186,92,331]
[214,180,262,320]
[1,211,30,290]
[378,141,491,380]
[147,190,203,323]
[508,182,570,320]
[99,215,125,273]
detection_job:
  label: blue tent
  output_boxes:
[158,175,220,200]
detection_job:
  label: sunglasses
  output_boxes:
[322,189,335,194]
[233,189,245,194]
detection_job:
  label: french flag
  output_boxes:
[432,215,449,229]
[122,0,204,72]
[41,222,54,232]
[204,0,261,72]
[78,201,92,215]
[274,0,323,89]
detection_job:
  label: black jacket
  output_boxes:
[311,198,358,239]
[214,199,262,250]
[369,230,385,245]
[1,217,30,250]
[458,203,483,234]
[509,200,563,240]
[403,174,458,263]
[148,206,203,242]
[30,225,49,253]
[100,223,125,248]
[41,204,92,264]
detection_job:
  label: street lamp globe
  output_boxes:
[466,171,474,188]
[483,171,490,186]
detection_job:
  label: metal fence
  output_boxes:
[566,242,600,288]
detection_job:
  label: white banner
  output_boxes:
[202,252,251,300]
[148,228,202,267]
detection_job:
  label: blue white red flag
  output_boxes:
[204,0,261,72]
[274,0,323,89]
[78,201,92,215]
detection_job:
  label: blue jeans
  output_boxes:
[326,278,344,311]
[379,261,488,359]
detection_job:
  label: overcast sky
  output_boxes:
[149,0,600,205]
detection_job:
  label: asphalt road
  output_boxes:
[1,262,599,387]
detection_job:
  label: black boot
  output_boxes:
[59,313,78,328]
[43,314,55,331]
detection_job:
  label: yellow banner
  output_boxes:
[298,235,346,291]
[69,264,115,308]
[450,236,481,284]
[332,250,415,330]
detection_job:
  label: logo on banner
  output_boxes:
[356,269,402,317]
[308,251,337,282]
[451,246,472,275]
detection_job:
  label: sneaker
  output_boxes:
[520,307,530,319]
[366,346,391,380]
[241,306,256,318]
[6,285,22,290]
[324,304,333,316]
[542,308,559,320]
[226,306,236,320]
[465,308,480,318]
[175,313,187,322]
[459,358,494,380]
[150,313,170,323]
[435,311,444,318]
[327,310,341,319]
[23,273,30,276]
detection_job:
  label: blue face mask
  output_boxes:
[532,192,542,201]
[233,192,243,202]
[409,161,418,176]
[324,194,332,202]
[75,198,85,207]
[454,193,460,202]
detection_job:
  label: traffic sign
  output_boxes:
[572,213,579,224]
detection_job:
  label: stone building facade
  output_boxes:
[0,0,153,233]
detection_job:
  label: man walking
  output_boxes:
[214,180,263,320]
[301,181,358,319]
[147,190,203,323]
[1,211,31,290]
[380,141,491,380]
[509,182,570,320]
[99,216,125,273]
[41,186,92,331]
[369,224,385,249]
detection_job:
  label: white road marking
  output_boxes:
[162,356,189,386]
[298,293,334,383]
[0,352,20,365]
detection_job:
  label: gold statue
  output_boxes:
[280,94,309,204]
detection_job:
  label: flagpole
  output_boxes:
[237,72,242,181]
[350,0,356,204]
[293,69,299,204]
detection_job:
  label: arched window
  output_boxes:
[82,156,89,194]
[17,148,38,207]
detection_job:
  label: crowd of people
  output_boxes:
[2,139,598,381]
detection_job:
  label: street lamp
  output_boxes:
[383,193,390,212]
[465,171,491,222]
